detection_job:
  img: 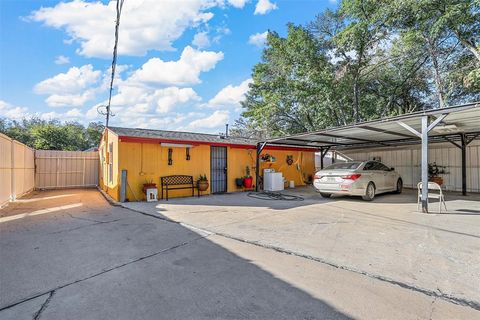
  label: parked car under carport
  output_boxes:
[313,161,402,201]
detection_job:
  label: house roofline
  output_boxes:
[117,136,317,152]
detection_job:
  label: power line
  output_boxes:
[99,0,125,127]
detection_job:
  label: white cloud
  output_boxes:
[65,108,82,117]
[248,31,268,47]
[254,0,277,15]
[208,79,252,109]
[227,0,248,8]
[0,100,30,120]
[54,55,70,65]
[128,46,223,86]
[86,104,102,120]
[192,31,211,49]
[45,91,96,108]
[82,45,223,127]
[0,100,85,122]
[110,84,201,115]
[34,64,102,107]
[185,110,230,131]
[29,0,217,58]
[153,87,201,113]
[34,65,100,95]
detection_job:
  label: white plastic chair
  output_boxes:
[417,182,447,213]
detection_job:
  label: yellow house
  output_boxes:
[99,126,316,201]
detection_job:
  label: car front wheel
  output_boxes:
[395,179,403,194]
[362,182,375,201]
[320,192,332,198]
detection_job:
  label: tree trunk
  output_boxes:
[353,78,360,122]
[425,35,446,108]
[453,29,480,62]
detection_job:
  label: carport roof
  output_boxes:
[265,102,480,150]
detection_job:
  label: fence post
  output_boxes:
[56,157,59,188]
[83,157,86,186]
[10,139,15,201]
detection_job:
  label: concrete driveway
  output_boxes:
[125,187,480,314]
[1,189,479,319]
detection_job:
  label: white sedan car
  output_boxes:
[313,161,403,201]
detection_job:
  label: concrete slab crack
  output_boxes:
[33,291,55,320]
[211,229,480,311]
[49,218,122,235]
[66,212,118,224]
[0,234,208,312]
[125,203,480,312]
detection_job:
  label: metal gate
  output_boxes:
[35,150,99,189]
[210,146,227,193]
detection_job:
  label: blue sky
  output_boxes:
[0,0,337,133]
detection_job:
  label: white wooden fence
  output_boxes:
[35,150,99,189]
[0,133,35,207]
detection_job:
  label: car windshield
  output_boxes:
[324,162,362,170]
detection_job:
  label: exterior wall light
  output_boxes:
[168,148,173,165]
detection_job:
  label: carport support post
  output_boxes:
[319,147,330,170]
[421,116,429,213]
[255,142,267,192]
[320,147,324,169]
[461,134,467,196]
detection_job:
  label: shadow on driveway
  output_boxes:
[0,189,351,319]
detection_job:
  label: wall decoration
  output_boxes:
[286,155,294,165]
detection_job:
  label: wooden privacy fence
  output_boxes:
[0,133,35,207]
[35,150,99,189]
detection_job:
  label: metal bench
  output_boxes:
[160,175,198,201]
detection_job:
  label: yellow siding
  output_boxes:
[118,142,211,201]
[260,149,316,187]
[227,147,257,192]
[99,130,317,202]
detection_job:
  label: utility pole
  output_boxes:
[99,0,125,127]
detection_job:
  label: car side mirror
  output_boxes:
[390,167,395,171]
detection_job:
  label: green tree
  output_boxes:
[344,0,480,107]
[0,118,104,151]
[86,122,105,148]
[240,25,342,137]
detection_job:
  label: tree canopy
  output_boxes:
[0,118,104,151]
[233,0,480,138]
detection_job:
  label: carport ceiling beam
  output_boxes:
[444,136,462,149]
[269,141,334,148]
[467,133,480,145]
[285,138,351,146]
[357,125,414,138]
[427,114,448,132]
[396,121,421,138]
[313,132,381,144]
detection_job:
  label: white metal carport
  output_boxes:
[256,102,480,213]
